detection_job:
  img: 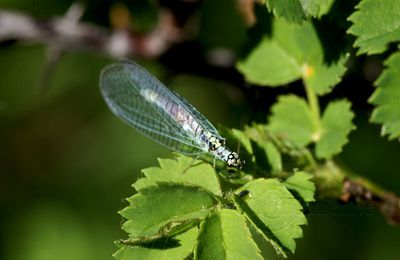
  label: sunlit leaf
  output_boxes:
[195,209,263,260]
[348,0,400,55]
[268,96,354,159]
[284,171,315,203]
[317,0,336,17]
[238,39,301,86]
[120,183,217,237]
[268,95,317,147]
[265,0,328,23]
[370,51,400,140]
[237,18,348,95]
[133,156,222,196]
[238,179,307,254]
[316,100,355,159]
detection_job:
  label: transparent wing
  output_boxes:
[100,62,204,155]
[170,90,222,138]
[120,60,222,139]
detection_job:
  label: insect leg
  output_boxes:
[182,155,202,174]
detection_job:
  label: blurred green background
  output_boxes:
[0,1,399,260]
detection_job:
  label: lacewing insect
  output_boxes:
[100,59,244,169]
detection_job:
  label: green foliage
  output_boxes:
[237,18,348,95]
[348,0,400,55]
[195,209,263,260]
[251,139,282,176]
[134,157,222,196]
[268,96,355,159]
[245,124,313,170]
[218,127,255,169]
[113,0,400,259]
[264,0,328,23]
[116,156,313,259]
[114,227,199,260]
[284,171,316,203]
[370,51,400,140]
[316,100,355,159]
[3,1,400,260]
[222,126,284,176]
[238,179,307,254]
[120,183,216,237]
[268,95,316,147]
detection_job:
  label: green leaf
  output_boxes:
[250,139,282,176]
[370,51,400,140]
[195,209,263,260]
[265,0,328,23]
[245,124,313,170]
[284,171,316,203]
[133,156,222,196]
[237,18,348,95]
[268,96,355,159]
[348,0,400,55]
[120,183,217,237]
[113,227,199,260]
[316,100,355,159]
[317,0,336,17]
[268,95,317,147]
[118,219,201,246]
[304,59,349,95]
[238,178,307,254]
[238,40,301,86]
[244,122,282,175]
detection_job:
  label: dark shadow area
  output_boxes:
[312,0,361,65]
[132,237,181,249]
[238,4,273,61]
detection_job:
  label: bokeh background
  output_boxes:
[1,0,399,259]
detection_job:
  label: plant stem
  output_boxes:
[304,81,321,133]
[314,160,400,225]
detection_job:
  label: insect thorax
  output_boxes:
[204,132,224,152]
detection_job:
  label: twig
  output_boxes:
[0,6,184,59]
[342,177,400,225]
[315,161,400,226]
